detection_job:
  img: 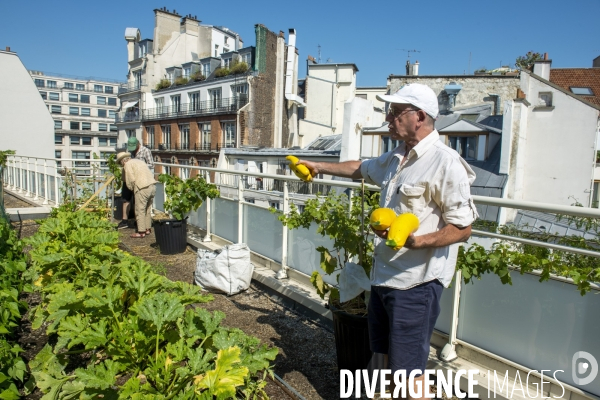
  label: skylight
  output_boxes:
[570,87,594,95]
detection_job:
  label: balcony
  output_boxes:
[4,156,600,400]
[143,95,248,121]
[118,80,146,94]
[115,110,140,123]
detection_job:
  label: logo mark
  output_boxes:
[572,351,598,385]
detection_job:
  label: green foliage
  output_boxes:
[275,190,379,300]
[25,209,278,398]
[191,71,206,82]
[474,67,487,74]
[156,79,172,90]
[0,150,15,168]
[458,218,600,295]
[515,51,543,70]
[175,76,189,86]
[158,174,220,221]
[107,153,123,189]
[229,61,249,75]
[215,67,230,78]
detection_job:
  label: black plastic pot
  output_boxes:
[153,218,187,254]
[329,299,372,371]
[112,195,123,220]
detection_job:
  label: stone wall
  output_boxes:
[388,75,520,114]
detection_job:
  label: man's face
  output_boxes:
[385,104,419,144]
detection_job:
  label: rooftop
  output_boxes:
[549,68,600,106]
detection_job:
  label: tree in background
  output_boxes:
[515,51,543,70]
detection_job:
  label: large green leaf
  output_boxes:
[194,347,248,399]
[134,292,185,332]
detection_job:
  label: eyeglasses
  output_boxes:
[387,108,418,118]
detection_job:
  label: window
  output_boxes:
[64,82,73,89]
[34,79,44,87]
[223,48,229,53]
[133,70,142,88]
[155,97,164,110]
[54,120,62,129]
[223,57,232,68]
[162,158,171,175]
[161,125,171,148]
[108,97,117,106]
[126,129,135,138]
[201,123,211,150]
[171,95,181,112]
[55,134,63,144]
[99,123,107,132]
[55,150,62,167]
[47,80,57,88]
[94,85,103,92]
[82,122,91,130]
[80,95,90,103]
[110,124,117,132]
[209,88,221,109]
[270,201,280,210]
[179,124,190,150]
[51,105,61,114]
[224,36,229,45]
[179,159,190,179]
[104,86,113,94]
[458,114,479,122]
[72,151,91,175]
[571,87,594,95]
[40,91,47,100]
[448,136,478,160]
[538,92,552,107]
[147,126,155,149]
[76,83,85,91]
[100,152,112,167]
[183,67,191,78]
[97,96,106,105]
[99,137,116,146]
[241,52,251,64]
[49,92,60,101]
[189,92,200,111]
[202,63,210,77]
[214,44,219,57]
[109,110,115,118]
[68,93,78,102]
[81,136,92,145]
[69,107,79,115]
[70,122,80,130]
[138,42,147,57]
[232,83,249,95]
[81,108,90,116]
[71,136,80,145]
[98,109,107,117]
[222,122,236,148]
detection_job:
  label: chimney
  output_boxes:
[533,53,552,80]
[412,60,419,76]
[5,46,10,52]
[153,8,181,53]
[181,15,199,35]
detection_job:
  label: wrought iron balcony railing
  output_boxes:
[118,80,146,94]
[142,95,248,121]
[115,110,141,123]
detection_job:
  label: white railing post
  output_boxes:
[54,160,60,205]
[33,158,40,201]
[17,157,23,194]
[42,159,49,205]
[6,160,13,190]
[237,173,244,244]
[276,180,289,280]
[24,157,30,196]
[440,270,462,362]
[203,170,212,242]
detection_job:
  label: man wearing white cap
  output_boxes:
[297,83,478,399]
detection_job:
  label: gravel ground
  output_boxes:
[3,192,36,208]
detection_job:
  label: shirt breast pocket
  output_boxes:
[398,183,427,216]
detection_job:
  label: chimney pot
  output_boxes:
[5,46,10,52]
[544,52,548,60]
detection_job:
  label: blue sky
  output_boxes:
[2,0,599,87]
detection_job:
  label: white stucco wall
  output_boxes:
[517,73,599,206]
[0,51,54,159]
[339,97,379,162]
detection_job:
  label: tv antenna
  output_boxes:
[399,48,420,60]
[317,44,322,63]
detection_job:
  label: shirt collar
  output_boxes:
[394,130,440,160]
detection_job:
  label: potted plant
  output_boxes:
[276,188,379,371]
[155,173,220,254]
[106,153,124,219]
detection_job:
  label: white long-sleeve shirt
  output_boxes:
[360,130,478,289]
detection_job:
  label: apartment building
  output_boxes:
[118,8,296,178]
[29,70,123,172]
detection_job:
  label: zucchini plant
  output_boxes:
[158,174,220,221]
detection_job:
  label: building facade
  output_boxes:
[29,70,123,171]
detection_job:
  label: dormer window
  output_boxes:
[570,87,594,95]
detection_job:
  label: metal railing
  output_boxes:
[115,110,141,123]
[118,80,146,94]
[142,96,248,121]
[4,155,600,399]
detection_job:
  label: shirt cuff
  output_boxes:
[359,161,376,185]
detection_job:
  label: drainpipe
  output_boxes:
[489,93,500,115]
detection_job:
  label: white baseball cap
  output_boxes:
[377,83,439,118]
